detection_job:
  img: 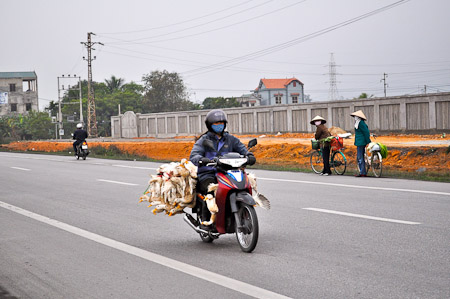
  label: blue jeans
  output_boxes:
[357,145,367,175]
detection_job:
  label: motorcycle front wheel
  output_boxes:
[236,204,259,253]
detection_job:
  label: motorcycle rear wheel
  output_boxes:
[236,204,259,253]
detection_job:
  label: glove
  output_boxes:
[200,157,212,165]
[246,155,256,166]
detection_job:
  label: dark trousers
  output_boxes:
[195,176,216,220]
[357,145,367,175]
[322,145,331,174]
[73,140,82,154]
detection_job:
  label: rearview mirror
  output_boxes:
[248,138,257,149]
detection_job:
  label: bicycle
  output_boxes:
[362,134,383,177]
[310,136,347,175]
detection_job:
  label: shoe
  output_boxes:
[319,173,324,176]
[355,174,367,177]
[323,173,330,176]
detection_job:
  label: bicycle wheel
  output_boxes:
[331,151,347,175]
[370,151,383,177]
[310,151,323,174]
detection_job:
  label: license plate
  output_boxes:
[81,145,88,149]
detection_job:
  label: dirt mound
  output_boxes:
[329,126,348,135]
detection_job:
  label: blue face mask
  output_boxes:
[211,123,225,134]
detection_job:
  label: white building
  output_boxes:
[254,78,304,106]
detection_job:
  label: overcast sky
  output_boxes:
[2,0,449,111]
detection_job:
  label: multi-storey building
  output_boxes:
[0,71,39,116]
[254,78,304,105]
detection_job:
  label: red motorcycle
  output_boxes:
[184,139,259,253]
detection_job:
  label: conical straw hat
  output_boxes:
[350,110,367,120]
[310,115,326,125]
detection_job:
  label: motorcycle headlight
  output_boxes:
[219,158,247,167]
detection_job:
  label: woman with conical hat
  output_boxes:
[350,110,371,177]
[310,115,332,175]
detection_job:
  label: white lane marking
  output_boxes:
[10,167,31,171]
[113,164,157,170]
[96,179,139,186]
[3,153,447,197]
[303,208,421,225]
[259,177,450,197]
[0,201,290,299]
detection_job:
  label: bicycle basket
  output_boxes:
[331,136,344,151]
[311,139,320,150]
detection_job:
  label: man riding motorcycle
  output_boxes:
[189,109,256,222]
[72,123,88,156]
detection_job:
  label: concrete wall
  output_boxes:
[111,92,450,138]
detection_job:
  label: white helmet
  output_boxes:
[76,123,83,129]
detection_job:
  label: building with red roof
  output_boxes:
[254,78,304,106]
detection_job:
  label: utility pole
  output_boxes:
[57,75,83,138]
[381,73,388,98]
[81,32,103,137]
[57,77,63,139]
[327,53,339,101]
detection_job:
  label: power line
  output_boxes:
[181,0,411,77]
[98,0,256,35]
[101,0,306,44]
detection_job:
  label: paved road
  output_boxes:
[0,152,449,298]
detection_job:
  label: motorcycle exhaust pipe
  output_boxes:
[183,214,219,237]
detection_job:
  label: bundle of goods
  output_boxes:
[368,142,388,158]
[330,136,344,151]
[321,136,344,151]
[138,159,270,225]
[138,159,198,216]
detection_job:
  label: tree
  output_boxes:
[202,97,240,109]
[52,79,144,137]
[141,70,197,113]
[104,76,125,93]
[0,113,54,142]
[357,93,374,99]
[23,112,54,140]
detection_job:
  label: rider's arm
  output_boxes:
[230,135,249,156]
[189,138,206,166]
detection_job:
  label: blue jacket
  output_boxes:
[190,131,250,181]
[354,120,371,146]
